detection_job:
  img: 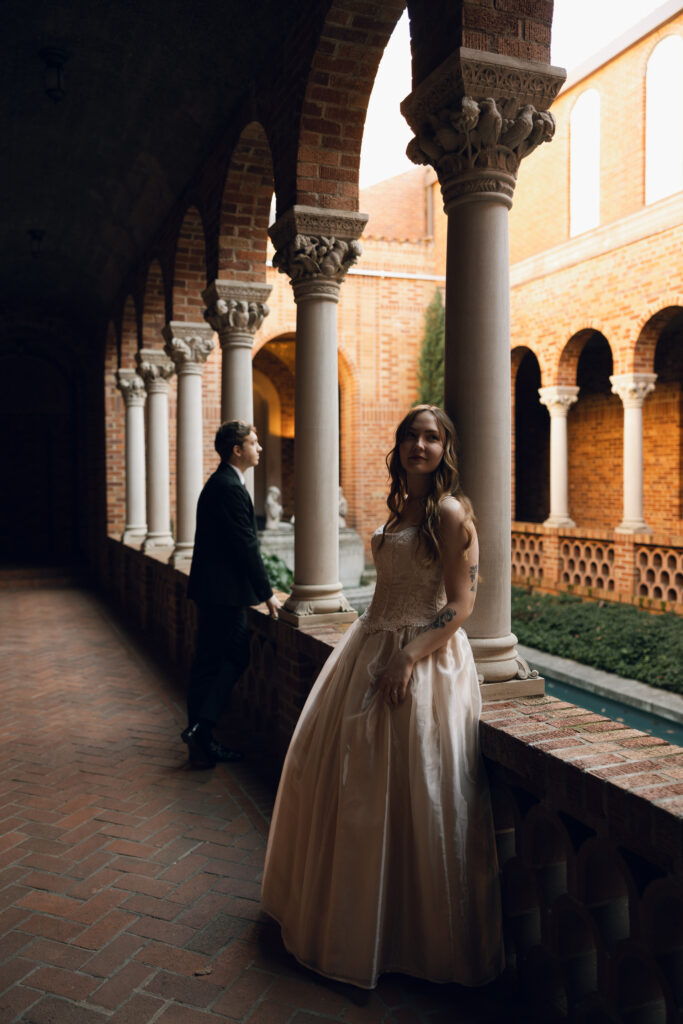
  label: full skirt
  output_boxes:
[261,618,504,989]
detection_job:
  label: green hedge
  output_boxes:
[511,587,683,695]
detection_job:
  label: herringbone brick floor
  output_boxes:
[0,585,535,1024]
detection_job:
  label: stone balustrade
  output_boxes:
[513,524,683,614]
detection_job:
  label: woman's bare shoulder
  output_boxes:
[439,495,467,524]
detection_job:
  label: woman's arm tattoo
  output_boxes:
[428,607,457,630]
[469,563,479,591]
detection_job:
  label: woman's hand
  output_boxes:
[377,649,415,707]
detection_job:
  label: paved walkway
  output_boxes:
[0,585,534,1024]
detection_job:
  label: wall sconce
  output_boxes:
[39,48,69,102]
[28,229,45,257]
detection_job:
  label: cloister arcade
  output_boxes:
[4,1,683,1018]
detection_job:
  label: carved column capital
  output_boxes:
[162,322,215,375]
[202,281,272,350]
[136,348,175,393]
[269,206,367,301]
[538,385,579,416]
[401,48,565,211]
[610,373,657,408]
[115,368,146,407]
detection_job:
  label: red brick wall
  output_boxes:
[104,323,124,536]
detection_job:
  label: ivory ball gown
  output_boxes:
[261,525,504,989]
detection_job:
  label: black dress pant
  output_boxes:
[187,604,250,726]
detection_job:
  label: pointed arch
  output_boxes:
[291,0,405,212]
[218,122,274,282]
[121,295,139,367]
[171,205,208,321]
[142,259,167,349]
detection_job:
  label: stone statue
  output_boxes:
[338,486,348,528]
[265,486,283,530]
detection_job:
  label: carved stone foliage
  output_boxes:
[164,334,215,368]
[272,234,363,284]
[115,368,145,404]
[538,385,579,416]
[135,349,175,388]
[400,48,565,204]
[205,297,269,336]
[161,323,215,369]
[406,94,555,199]
[609,373,657,408]
[202,281,272,340]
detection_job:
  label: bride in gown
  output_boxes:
[261,406,504,989]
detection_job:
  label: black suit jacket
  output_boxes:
[187,463,273,608]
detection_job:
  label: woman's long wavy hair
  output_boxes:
[381,405,475,564]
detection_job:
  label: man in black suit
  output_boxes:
[181,420,280,768]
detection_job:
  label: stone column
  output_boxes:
[162,323,216,568]
[203,281,271,497]
[136,349,175,552]
[538,385,579,528]
[269,206,367,625]
[610,372,657,534]
[402,48,565,696]
[115,369,147,544]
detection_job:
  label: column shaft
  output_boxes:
[115,369,147,543]
[538,385,578,528]
[446,200,516,674]
[269,205,367,625]
[125,401,147,538]
[293,290,340,590]
[163,323,215,568]
[175,367,205,555]
[145,385,172,548]
[610,373,657,533]
[136,349,175,551]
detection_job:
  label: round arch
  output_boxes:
[512,346,549,523]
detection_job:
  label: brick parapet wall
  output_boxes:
[99,536,683,1021]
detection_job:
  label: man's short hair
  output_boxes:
[215,420,255,461]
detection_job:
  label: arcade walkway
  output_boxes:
[0,585,534,1024]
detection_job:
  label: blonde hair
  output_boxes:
[382,405,475,564]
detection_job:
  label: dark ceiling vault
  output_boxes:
[2,0,295,336]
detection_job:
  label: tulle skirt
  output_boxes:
[261,618,504,989]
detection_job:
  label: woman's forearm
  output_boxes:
[403,600,473,666]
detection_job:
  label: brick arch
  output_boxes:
[290,0,405,212]
[171,205,208,321]
[633,303,683,373]
[141,259,167,349]
[556,327,613,386]
[120,295,139,367]
[217,122,274,283]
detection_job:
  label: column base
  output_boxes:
[470,632,545,697]
[122,526,147,545]
[543,514,575,528]
[169,543,194,569]
[142,532,174,553]
[280,583,358,627]
[615,521,651,535]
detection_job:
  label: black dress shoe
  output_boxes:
[209,740,244,763]
[181,723,215,768]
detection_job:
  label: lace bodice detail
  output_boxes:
[361,526,446,632]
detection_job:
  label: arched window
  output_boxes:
[569,89,601,236]
[645,35,683,205]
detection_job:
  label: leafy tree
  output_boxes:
[416,289,445,407]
